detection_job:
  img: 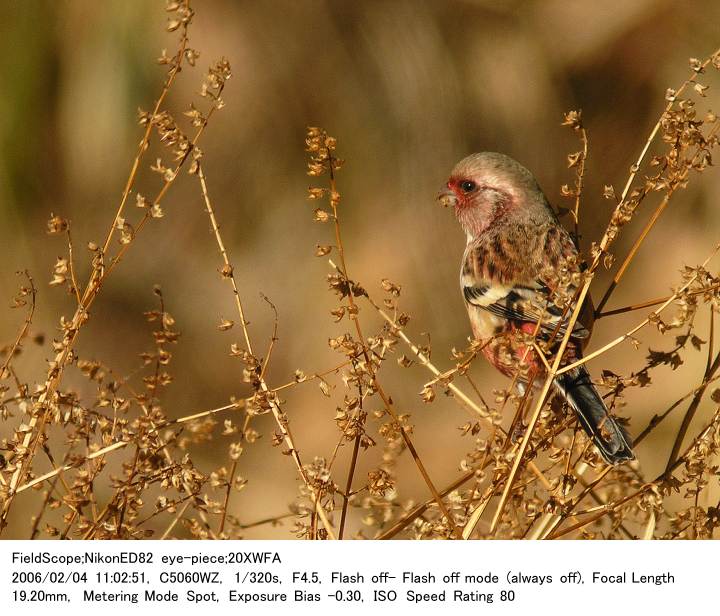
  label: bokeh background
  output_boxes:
[1,0,719,538]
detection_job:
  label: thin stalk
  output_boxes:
[339,435,361,539]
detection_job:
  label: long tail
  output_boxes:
[554,365,634,465]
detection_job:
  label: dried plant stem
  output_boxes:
[0,272,36,381]
[271,359,357,392]
[100,4,191,256]
[218,458,239,536]
[238,513,295,530]
[558,246,719,376]
[380,417,576,540]
[28,472,64,540]
[596,283,720,319]
[134,391,213,535]
[596,195,670,315]
[401,428,462,537]
[541,465,613,539]
[65,229,83,305]
[633,372,720,445]
[198,166,254,355]
[359,291,490,414]
[364,293,553,492]
[0,20,210,530]
[501,370,538,454]
[338,434,361,539]
[197,163,337,539]
[323,148,461,537]
[527,512,559,541]
[15,402,239,494]
[616,49,718,206]
[596,104,720,315]
[570,124,588,248]
[549,406,720,539]
[461,483,496,539]
[577,472,635,540]
[161,500,192,540]
[664,347,720,472]
[378,470,476,540]
[108,302,209,538]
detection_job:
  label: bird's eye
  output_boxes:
[460,180,476,193]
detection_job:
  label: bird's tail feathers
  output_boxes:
[554,366,634,465]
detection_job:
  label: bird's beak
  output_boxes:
[437,185,458,208]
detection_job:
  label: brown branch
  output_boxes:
[0,6,205,531]
[197,162,336,539]
[0,272,36,382]
[319,140,461,538]
[338,434,361,539]
[596,114,720,315]
[664,344,720,472]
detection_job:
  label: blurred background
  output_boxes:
[0,0,719,538]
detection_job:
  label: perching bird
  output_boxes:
[439,152,634,465]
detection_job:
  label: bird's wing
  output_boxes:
[462,281,590,340]
[461,235,590,342]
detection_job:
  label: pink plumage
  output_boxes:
[440,152,633,465]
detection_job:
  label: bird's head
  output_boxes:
[438,152,551,241]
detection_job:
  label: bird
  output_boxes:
[438,152,634,465]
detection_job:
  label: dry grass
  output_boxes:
[0,1,719,540]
